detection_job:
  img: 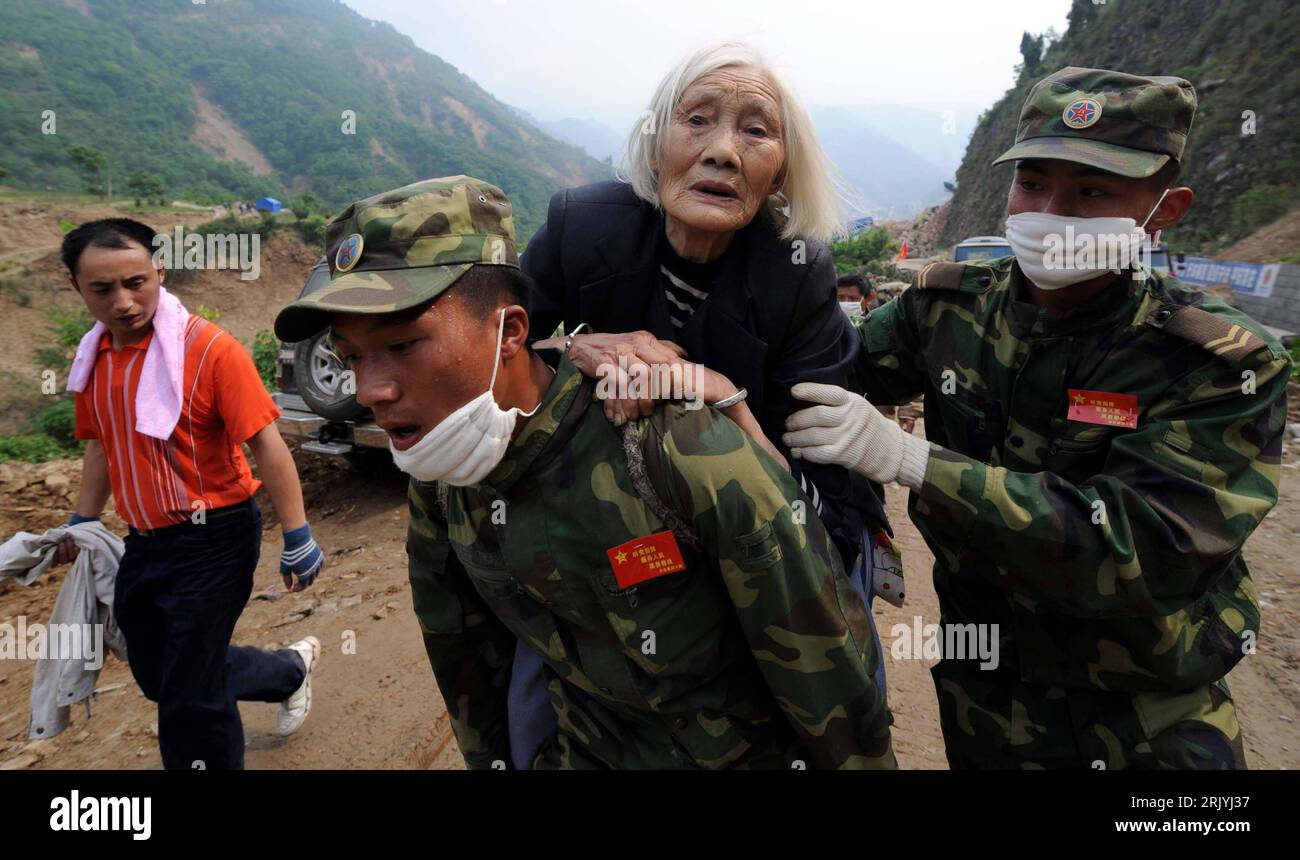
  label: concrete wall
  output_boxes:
[1226,264,1300,338]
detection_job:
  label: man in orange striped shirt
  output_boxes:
[55,218,325,770]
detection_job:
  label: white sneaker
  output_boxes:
[277,636,320,737]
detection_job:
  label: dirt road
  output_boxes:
[3,426,1297,770]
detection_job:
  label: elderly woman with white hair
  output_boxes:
[527,41,888,552]
[511,41,894,767]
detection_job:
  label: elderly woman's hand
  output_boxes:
[536,330,692,425]
[534,329,789,472]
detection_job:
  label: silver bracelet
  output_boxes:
[563,322,591,353]
[709,387,747,410]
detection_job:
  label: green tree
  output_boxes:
[66,144,108,196]
[289,190,322,219]
[127,170,166,206]
[1017,32,1045,75]
[1067,0,1101,30]
[829,226,899,275]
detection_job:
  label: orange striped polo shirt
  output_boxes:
[73,314,280,531]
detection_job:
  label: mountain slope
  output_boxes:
[512,109,624,165]
[0,0,612,238]
[938,0,1300,253]
[813,107,952,219]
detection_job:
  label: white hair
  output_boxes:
[618,41,846,244]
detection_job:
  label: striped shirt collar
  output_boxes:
[97,327,154,353]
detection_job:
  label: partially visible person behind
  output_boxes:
[56,218,325,770]
[836,272,876,316]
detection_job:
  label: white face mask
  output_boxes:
[389,309,542,485]
[1005,188,1169,291]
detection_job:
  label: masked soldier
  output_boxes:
[782,68,1292,769]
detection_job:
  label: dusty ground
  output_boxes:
[2,421,1298,770]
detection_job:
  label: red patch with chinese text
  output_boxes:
[606,530,686,590]
[1067,389,1138,429]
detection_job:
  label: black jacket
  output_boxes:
[522,181,888,559]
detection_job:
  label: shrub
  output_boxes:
[861,260,915,285]
[252,329,279,391]
[829,227,900,275]
[0,433,72,463]
[34,398,77,446]
[258,211,278,235]
[31,305,94,377]
[294,214,327,249]
[1230,184,1297,239]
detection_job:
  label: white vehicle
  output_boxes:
[1142,239,1173,275]
[953,235,1013,263]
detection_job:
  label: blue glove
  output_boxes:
[67,513,99,526]
[280,523,324,589]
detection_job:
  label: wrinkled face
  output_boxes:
[70,240,162,339]
[330,292,498,452]
[1008,158,1165,226]
[656,66,786,236]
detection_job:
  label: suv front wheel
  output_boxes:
[293,330,365,420]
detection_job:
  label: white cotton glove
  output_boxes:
[782,382,930,489]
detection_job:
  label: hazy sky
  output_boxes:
[343,0,1073,132]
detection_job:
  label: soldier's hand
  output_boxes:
[535,330,690,425]
[783,383,929,489]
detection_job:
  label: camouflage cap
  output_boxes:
[992,66,1197,178]
[274,175,518,342]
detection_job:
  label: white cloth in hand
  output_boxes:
[783,382,930,489]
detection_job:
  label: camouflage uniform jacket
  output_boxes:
[406,354,895,769]
[854,257,1291,767]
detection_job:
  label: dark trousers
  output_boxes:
[114,499,305,770]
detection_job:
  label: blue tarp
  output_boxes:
[255,196,284,212]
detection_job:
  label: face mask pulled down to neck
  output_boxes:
[389,309,541,485]
[1005,188,1170,291]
